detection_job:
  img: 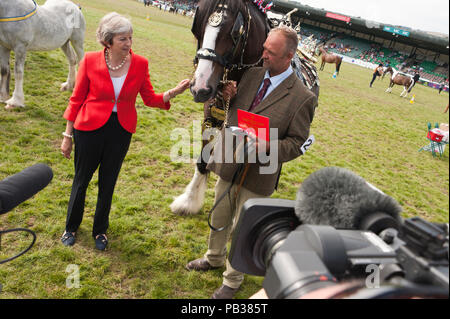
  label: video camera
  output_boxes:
[229,167,449,299]
[0,163,53,264]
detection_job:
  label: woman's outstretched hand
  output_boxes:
[172,79,191,97]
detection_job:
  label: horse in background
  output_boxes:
[318,46,342,76]
[384,66,414,98]
[170,0,319,215]
[0,0,85,109]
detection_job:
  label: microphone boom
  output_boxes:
[0,163,53,215]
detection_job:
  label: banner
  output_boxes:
[325,12,351,23]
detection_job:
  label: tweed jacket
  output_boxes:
[207,67,317,196]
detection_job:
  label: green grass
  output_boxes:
[0,0,448,299]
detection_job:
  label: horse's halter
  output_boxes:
[193,1,259,73]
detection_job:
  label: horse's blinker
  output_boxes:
[231,11,245,45]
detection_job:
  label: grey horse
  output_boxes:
[0,0,85,109]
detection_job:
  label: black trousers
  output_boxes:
[370,72,380,86]
[65,113,132,238]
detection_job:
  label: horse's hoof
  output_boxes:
[172,208,191,216]
[60,82,74,92]
[0,96,10,103]
[170,195,202,215]
[5,104,22,110]
[4,98,25,109]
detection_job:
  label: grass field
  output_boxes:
[0,0,448,299]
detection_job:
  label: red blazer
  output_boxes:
[64,49,170,134]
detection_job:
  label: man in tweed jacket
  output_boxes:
[186,26,318,299]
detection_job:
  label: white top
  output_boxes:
[111,74,127,112]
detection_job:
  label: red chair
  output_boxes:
[419,123,446,157]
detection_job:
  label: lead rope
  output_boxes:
[221,69,232,128]
[207,68,234,232]
[207,68,252,232]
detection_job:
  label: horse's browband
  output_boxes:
[0,0,37,22]
[196,48,228,67]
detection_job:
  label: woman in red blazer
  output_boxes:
[60,12,190,250]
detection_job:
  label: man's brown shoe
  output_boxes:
[185,257,221,271]
[211,285,239,299]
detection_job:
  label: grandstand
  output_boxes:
[141,0,448,89]
[272,0,449,90]
[143,0,198,11]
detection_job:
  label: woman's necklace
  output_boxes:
[105,49,128,71]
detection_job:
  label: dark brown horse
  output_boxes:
[189,0,269,103]
[171,0,319,215]
[318,46,343,76]
[384,66,414,97]
[171,0,269,215]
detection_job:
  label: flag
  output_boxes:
[263,2,273,12]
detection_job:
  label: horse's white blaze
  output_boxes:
[192,24,220,92]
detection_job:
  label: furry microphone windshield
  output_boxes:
[294,167,402,232]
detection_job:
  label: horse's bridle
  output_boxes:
[193,1,262,73]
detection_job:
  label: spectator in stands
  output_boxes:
[370,63,383,88]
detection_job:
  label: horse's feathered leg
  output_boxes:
[386,81,393,93]
[60,41,78,91]
[61,11,85,91]
[170,166,209,215]
[406,80,415,94]
[401,85,409,97]
[0,46,11,103]
[5,46,26,109]
[69,14,86,64]
[171,110,213,215]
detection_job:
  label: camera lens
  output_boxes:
[251,209,300,271]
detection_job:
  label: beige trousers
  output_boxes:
[204,177,267,289]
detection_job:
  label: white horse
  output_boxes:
[0,0,85,109]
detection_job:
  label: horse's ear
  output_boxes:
[191,6,200,38]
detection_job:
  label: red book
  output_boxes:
[237,109,270,142]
